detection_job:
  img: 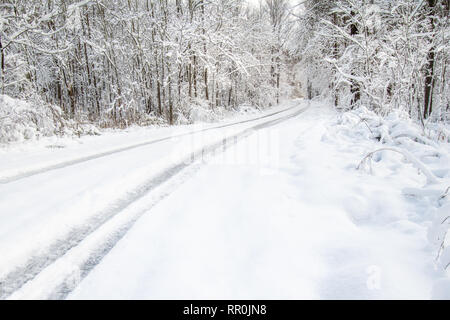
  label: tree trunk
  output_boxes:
[333,13,339,107]
[423,0,436,119]
[350,11,360,108]
[0,35,4,95]
[204,69,209,101]
[157,80,162,115]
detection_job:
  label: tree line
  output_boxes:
[295,0,449,123]
[1,0,293,128]
[1,0,448,131]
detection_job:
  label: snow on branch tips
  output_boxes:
[357,147,439,185]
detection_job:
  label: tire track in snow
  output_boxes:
[0,105,298,185]
[0,104,309,300]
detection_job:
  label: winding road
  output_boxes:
[0,102,308,299]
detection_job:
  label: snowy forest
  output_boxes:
[0,0,448,142]
[0,0,450,301]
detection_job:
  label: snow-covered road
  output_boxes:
[0,101,306,299]
[1,100,447,299]
[67,102,443,300]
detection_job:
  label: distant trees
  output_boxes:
[0,0,291,128]
[265,0,289,104]
[1,0,447,131]
[294,0,449,122]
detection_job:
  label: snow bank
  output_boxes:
[0,95,57,143]
[329,106,450,296]
[0,94,265,147]
[0,95,100,144]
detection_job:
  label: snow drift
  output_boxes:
[331,105,450,293]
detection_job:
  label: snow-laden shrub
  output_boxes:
[121,111,168,128]
[188,101,221,123]
[173,100,262,125]
[175,99,225,125]
[334,106,450,276]
[0,95,58,143]
[336,106,448,149]
[0,95,101,144]
[173,99,212,124]
[428,198,450,271]
[235,103,261,115]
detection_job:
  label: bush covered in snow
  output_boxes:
[174,99,261,125]
[178,99,225,124]
[334,106,450,278]
[0,95,58,143]
[0,95,100,144]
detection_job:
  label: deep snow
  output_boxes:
[64,101,448,299]
[0,102,304,299]
[1,100,449,299]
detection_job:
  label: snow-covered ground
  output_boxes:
[0,101,272,183]
[1,100,449,299]
[0,101,304,299]
[66,101,447,299]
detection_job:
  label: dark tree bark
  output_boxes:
[423,0,437,119]
[333,13,339,107]
[0,35,4,95]
[157,80,162,115]
[307,79,312,100]
[350,11,360,108]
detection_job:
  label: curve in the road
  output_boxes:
[0,104,309,300]
[0,105,299,185]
